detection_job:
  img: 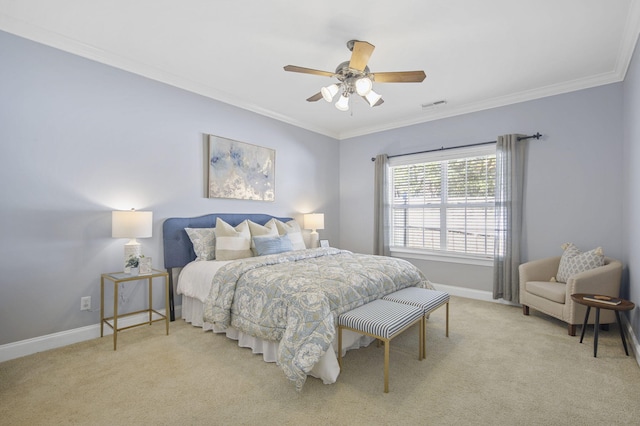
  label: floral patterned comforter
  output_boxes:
[203,247,433,390]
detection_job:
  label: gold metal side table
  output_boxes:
[101,269,170,350]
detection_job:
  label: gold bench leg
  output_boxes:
[420,317,425,360]
[384,337,390,393]
[338,326,343,368]
[446,302,449,337]
[422,301,450,359]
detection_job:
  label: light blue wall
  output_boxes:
[0,31,340,345]
[1,27,636,347]
[623,35,640,343]
[339,84,624,292]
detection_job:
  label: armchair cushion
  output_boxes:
[556,243,604,283]
[526,281,566,304]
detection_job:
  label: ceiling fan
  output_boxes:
[284,40,426,111]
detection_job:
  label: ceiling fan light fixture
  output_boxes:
[321,84,340,102]
[355,77,373,96]
[364,90,382,107]
[284,40,426,110]
[335,94,350,111]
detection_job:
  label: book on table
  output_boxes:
[583,295,622,306]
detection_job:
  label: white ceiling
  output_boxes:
[1,0,639,139]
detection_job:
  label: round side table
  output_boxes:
[570,293,635,357]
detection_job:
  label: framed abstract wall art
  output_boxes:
[207,135,275,201]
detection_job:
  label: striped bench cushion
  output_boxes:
[338,299,423,339]
[382,287,450,314]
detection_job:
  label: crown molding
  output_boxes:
[2,8,637,142]
[337,70,625,140]
[0,14,341,139]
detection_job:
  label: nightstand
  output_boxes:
[571,293,635,357]
[100,269,170,350]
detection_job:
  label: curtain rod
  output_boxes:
[370,132,542,162]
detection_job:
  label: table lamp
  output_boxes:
[112,209,153,269]
[304,213,324,248]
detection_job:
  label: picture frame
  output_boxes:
[139,257,152,275]
[207,135,275,201]
[320,240,330,248]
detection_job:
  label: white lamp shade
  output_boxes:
[355,77,373,96]
[321,84,339,102]
[304,213,325,231]
[335,94,350,111]
[364,90,382,107]
[112,210,153,239]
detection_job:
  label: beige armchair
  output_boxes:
[519,256,622,335]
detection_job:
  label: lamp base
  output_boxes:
[124,239,141,271]
[309,231,320,249]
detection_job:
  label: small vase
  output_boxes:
[130,267,139,276]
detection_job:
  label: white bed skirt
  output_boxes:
[180,295,373,384]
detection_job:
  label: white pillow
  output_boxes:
[214,218,252,260]
[273,219,306,250]
[248,220,279,255]
[185,227,216,261]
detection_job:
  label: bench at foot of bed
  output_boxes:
[337,299,423,393]
[382,287,450,359]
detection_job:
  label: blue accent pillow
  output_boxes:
[252,235,294,256]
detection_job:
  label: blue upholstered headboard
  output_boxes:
[162,213,293,269]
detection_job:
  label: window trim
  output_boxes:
[388,144,496,262]
[390,247,494,266]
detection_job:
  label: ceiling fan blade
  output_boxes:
[306,92,323,102]
[349,41,375,72]
[372,71,426,83]
[284,65,334,77]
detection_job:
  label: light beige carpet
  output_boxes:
[2,296,640,425]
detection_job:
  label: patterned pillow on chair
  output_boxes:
[556,243,605,283]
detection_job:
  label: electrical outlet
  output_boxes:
[80,296,91,311]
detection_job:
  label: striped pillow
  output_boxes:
[214,218,252,260]
[273,219,306,250]
[248,220,279,255]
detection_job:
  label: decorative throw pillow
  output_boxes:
[273,219,306,250]
[214,218,252,260]
[252,235,294,256]
[556,243,605,283]
[248,220,279,255]
[185,227,216,261]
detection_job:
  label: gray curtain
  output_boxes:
[493,134,526,301]
[374,154,390,256]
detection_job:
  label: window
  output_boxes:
[388,145,496,259]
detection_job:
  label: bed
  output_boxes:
[163,213,433,390]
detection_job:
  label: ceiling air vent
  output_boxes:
[422,100,447,110]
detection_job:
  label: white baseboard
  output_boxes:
[430,283,639,362]
[1,287,638,366]
[432,283,520,306]
[624,314,640,365]
[0,307,180,363]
